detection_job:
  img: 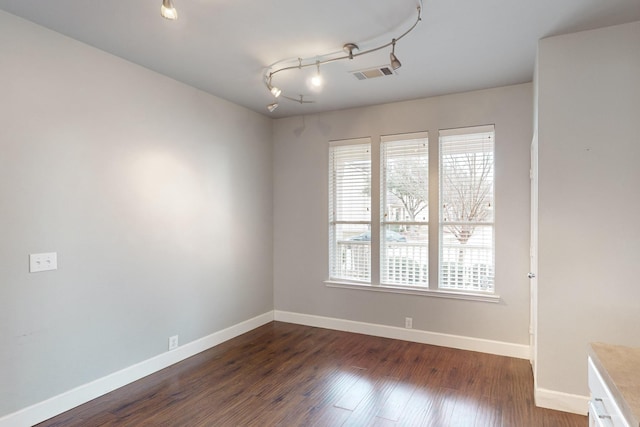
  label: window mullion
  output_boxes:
[370,136,381,286]
[429,128,440,290]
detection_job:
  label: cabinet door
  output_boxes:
[589,399,614,427]
[588,357,630,427]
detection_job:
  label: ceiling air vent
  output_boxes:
[351,66,395,81]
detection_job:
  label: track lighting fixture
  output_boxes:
[390,39,402,70]
[267,102,279,112]
[264,2,422,108]
[161,0,178,20]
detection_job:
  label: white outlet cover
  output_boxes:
[29,252,58,273]
[169,335,179,350]
[405,317,413,329]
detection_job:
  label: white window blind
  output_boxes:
[329,139,371,282]
[381,133,428,286]
[439,125,495,292]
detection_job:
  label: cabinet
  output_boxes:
[589,356,629,426]
[588,343,640,427]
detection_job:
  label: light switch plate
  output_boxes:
[30,252,57,273]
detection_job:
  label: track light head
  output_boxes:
[267,102,279,112]
[310,61,323,88]
[390,52,402,70]
[161,0,178,20]
[310,75,323,87]
[266,75,282,97]
[390,39,402,70]
[270,86,282,98]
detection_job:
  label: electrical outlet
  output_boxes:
[168,335,179,351]
[405,317,413,329]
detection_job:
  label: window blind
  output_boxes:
[380,133,428,286]
[439,126,495,292]
[329,139,371,282]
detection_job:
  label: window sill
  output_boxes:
[323,280,501,303]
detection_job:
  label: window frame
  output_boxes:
[328,138,372,284]
[380,132,430,288]
[325,127,500,303]
[438,125,496,293]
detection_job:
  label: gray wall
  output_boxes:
[273,84,533,344]
[0,11,273,416]
[536,21,640,395]
[11,3,633,417]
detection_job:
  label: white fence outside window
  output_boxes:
[335,240,493,289]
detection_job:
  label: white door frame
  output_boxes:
[530,132,539,386]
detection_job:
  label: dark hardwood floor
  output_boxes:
[37,322,586,426]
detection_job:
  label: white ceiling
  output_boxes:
[1,0,639,118]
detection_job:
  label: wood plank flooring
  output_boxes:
[37,322,586,426]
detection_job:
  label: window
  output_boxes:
[328,139,371,282]
[327,125,496,297]
[381,133,429,286]
[439,126,495,292]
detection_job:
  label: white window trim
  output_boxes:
[328,138,372,283]
[324,279,501,303]
[438,124,496,293]
[439,124,495,137]
[329,137,371,147]
[326,127,499,302]
[380,133,429,287]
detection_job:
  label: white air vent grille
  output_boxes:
[351,66,395,80]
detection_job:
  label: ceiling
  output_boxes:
[1,0,639,118]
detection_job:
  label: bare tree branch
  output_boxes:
[442,152,493,244]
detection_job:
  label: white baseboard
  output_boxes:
[274,310,530,359]
[0,311,274,427]
[3,309,586,425]
[535,388,589,416]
